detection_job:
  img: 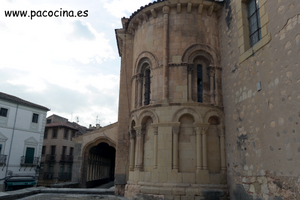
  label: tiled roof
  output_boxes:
[46,122,78,130]
[0,92,50,111]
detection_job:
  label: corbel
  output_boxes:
[177,3,181,13]
[198,3,203,14]
[142,12,148,22]
[187,3,192,13]
[151,9,157,18]
[208,3,215,16]
[135,18,142,26]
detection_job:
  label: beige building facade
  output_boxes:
[115,0,228,199]
[113,0,300,199]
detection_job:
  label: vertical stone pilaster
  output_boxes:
[195,127,202,171]
[135,128,145,171]
[202,127,208,170]
[215,67,222,106]
[218,125,226,174]
[162,6,170,103]
[209,66,216,105]
[129,130,136,171]
[172,126,179,170]
[153,127,158,169]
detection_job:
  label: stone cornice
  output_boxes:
[124,0,223,35]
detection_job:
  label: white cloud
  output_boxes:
[0,0,121,127]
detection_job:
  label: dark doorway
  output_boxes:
[86,142,116,188]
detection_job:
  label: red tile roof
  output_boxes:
[46,122,78,130]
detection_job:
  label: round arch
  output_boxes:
[134,51,158,74]
[82,136,116,156]
[172,107,203,123]
[137,109,159,125]
[181,43,220,66]
[81,137,116,188]
[129,113,138,130]
[203,109,225,125]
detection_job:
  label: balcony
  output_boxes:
[60,155,73,163]
[0,155,7,165]
[20,156,39,166]
[58,172,72,180]
[45,154,56,162]
[43,172,54,180]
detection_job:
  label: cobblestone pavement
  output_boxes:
[17,194,128,200]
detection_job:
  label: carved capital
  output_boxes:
[136,130,145,137]
[187,64,194,72]
[172,126,179,135]
[153,127,158,135]
[201,126,209,134]
[162,6,170,14]
[194,127,201,135]
[136,73,143,83]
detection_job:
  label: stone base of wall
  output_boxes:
[125,183,229,200]
[115,184,125,196]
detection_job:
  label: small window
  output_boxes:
[0,144,2,154]
[197,65,203,103]
[50,146,56,155]
[70,147,73,156]
[64,129,68,139]
[71,131,75,139]
[47,119,52,124]
[144,68,151,105]
[32,113,39,123]
[62,146,66,155]
[44,129,48,139]
[42,146,46,155]
[0,108,8,117]
[248,0,261,47]
[52,128,58,138]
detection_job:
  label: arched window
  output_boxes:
[197,64,203,103]
[143,68,151,105]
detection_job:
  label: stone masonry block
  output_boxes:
[186,188,199,196]
[181,196,194,200]
[159,187,172,195]
[173,187,186,196]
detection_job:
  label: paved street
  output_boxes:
[17,194,128,200]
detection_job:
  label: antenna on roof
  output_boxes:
[76,116,79,123]
[96,116,101,125]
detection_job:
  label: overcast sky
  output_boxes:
[0,0,153,127]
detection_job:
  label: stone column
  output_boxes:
[215,67,222,106]
[194,127,202,171]
[129,130,136,171]
[172,126,179,169]
[162,6,170,103]
[202,127,208,170]
[135,129,145,171]
[209,66,215,104]
[153,127,158,169]
[137,74,143,107]
[188,65,194,102]
[218,125,226,174]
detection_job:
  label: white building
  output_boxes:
[0,92,49,191]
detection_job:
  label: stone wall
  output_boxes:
[219,0,300,199]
